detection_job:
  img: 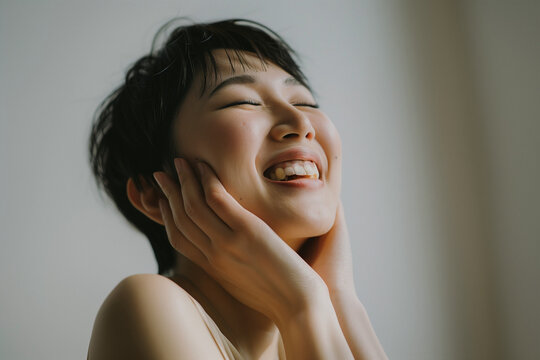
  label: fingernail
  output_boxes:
[174,158,184,182]
[174,158,184,171]
[153,172,165,189]
[197,162,205,176]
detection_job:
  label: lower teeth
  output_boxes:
[279,175,314,181]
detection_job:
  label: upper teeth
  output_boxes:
[267,160,319,181]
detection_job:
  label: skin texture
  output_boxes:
[89,50,388,359]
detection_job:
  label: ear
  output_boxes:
[126,176,164,225]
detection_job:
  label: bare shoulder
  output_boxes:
[87,273,223,360]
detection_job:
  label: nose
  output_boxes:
[269,103,316,141]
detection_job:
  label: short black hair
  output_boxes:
[89,18,312,275]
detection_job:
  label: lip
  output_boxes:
[262,147,324,181]
[263,177,324,189]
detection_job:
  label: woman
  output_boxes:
[88,18,387,359]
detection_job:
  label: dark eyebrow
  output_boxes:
[208,75,305,98]
[208,75,256,97]
[283,77,303,86]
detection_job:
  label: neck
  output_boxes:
[168,253,280,358]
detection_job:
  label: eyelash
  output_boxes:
[222,100,319,109]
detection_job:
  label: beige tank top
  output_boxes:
[187,295,285,360]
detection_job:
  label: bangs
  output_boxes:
[155,18,312,98]
[196,49,269,96]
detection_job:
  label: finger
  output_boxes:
[159,198,209,268]
[334,201,349,237]
[337,201,345,221]
[174,158,233,239]
[153,171,212,253]
[196,161,258,231]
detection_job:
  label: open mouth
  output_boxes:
[263,160,320,181]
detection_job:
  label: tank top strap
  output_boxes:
[187,295,244,360]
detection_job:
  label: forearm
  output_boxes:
[275,288,354,360]
[330,291,388,360]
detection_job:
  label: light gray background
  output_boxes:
[1,1,539,359]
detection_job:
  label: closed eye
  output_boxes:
[292,102,319,108]
[219,100,319,110]
[219,100,261,109]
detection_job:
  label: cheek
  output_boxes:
[317,119,342,186]
[208,120,257,153]
[179,115,259,160]
[324,120,342,157]
[193,118,263,197]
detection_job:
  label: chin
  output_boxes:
[269,204,337,246]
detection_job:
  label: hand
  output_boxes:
[153,158,327,322]
[297,201,356,297]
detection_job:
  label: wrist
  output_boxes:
[275,290,354,360]
[329,285,357,298]
[329,290,370,322]
[271,277,330,328]
[329,292,388,360]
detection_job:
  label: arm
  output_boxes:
[276,286,354,360]
[330,291,388,360]
[299,202,388,359]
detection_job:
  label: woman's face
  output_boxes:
[173,50,342,250]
